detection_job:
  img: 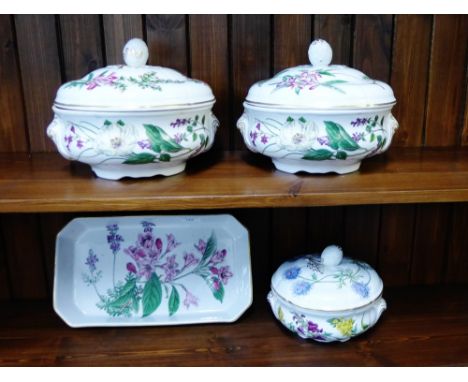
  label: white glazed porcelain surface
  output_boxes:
[53,215,252,328]
[267,245,386,342]
[238,39,398,174]
[47,39,218,179]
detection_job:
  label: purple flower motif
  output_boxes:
[183,290,199,309]
[255,123,261,131]
[209,265,233,285]
[352,132,365,142]
[261,135,268,144]
[64,135,73,151]
[170,118,190,128]
[293,281,311,295]
[165,234,180,253]
[210,249,226,264]
[141,221,155,233]
[126,262,137,274]
[307,321,323,334]
[317,136,329,146]
[352,282,369,298]
[284,267,300,280]
[183,252,199,268]
[273,70,323,94]
[86,72,118,90]
[350,117,369,127]
[124,246,155,280]
[137,140,151,149]
[70,125,76,134]
[106,224,124,255]
[138,232,154,250]
[173,133,184,144]
[194,239,206,254]
[249,131,258,146]
[85,249,99,272]
[76,139,84,149]
[161,255,180,282]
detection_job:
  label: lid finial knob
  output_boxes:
[308,39,332,67]
[123,38,149,68]
[321,245,343,266]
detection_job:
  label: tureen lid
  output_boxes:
[245,39,395,109]
[271,245,383,312]
[54,38,214,111]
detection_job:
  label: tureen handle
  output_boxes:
[321,245,343,266]
[123,38,149,68]
[308,39,333,68]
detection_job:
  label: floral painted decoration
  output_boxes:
[270,68,347,94]
[82,221,233,318]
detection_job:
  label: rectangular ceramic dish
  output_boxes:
[53,215,252,327]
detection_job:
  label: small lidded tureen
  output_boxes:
[267,245,386,342]
[47,38,218,180]
[238,39,398,174]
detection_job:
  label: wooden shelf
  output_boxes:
[0,285,467,366]
[1,147,468,213]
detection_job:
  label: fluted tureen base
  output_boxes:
[91,162,186,180]
[272,158,361,175]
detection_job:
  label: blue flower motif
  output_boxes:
[284,267,301,280]
[352,282,369,298]
[293,281,311,295]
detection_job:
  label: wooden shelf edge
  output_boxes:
[1,285,468,366]
[1,148,468,213]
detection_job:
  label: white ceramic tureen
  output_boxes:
[47,38,218,180]
[237,39,398,174]
[267,245,386,342]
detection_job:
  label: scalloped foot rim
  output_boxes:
[272,158,361,174]
[91,162,186,180]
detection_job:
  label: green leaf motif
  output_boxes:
[298,116,307,124]
[335,151,348,160]
[102,275,138,316]
[201,115,206,125]
[324,121,360,151]
[123,153,156,164]
[204,276,224,303]
[142,273,162,317]
[116,120,125,126]
[302,148,334,161]
[159,153,171,162]
[286,116,294,123]
[201,232,217,265]
[144,124,183,154]
[168,286,180,316]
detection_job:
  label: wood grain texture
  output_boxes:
[273,15,312,72]
[0,214,47,299]
[378,205,415,286]
[425,15,468,147]
[231,15,271,149]
[0,15,28,152]
[353,15,393,82]
[391,15,432,147]
[1,148,468,213]
[146,15,188,74]
[103,15,143,65]
[410,204,450,284]
[446,203,468,283]
[308,207,345,253]
[189,15,230,151]
[462,90,468,146]
[344,205,381,267]
[1,286,468,366]
[59,15,104,80]
[14,15,61,153]
[314,15,352,65]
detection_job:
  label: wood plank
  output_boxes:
[0,214,47,299]
[146,15,188,75]
[308,207,345,253]
[103,15,143,65]
[391,15,432,147]
[462,89,468,146]
[0,286,468,366]
[231,15,271,149]
[378,205,415,286]
[446,203,468,283]
[14,15,62,153]
[59,15,104,80]
[410,204,450,284]
[0,15,28,152]
[0,227,11,300]
[344,205,381,267]
[273,15,312,71]
[353,15,393,82]
[425,15,468,147]
[314,15,352,65]
[189,15,230,151]
[1,148,468,213]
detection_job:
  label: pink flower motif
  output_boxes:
[183,290,199,309]
[210,249,226,264]
[126,262,137,274]
[76,140,84,149]
[137,140,151,149]
[86,72,118,90]
[183,252,199,268]
[161,255,180,282]
[209,265,233,285]
[261,135,268,144]
[255,123,261,130]
[194,239,206,253]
